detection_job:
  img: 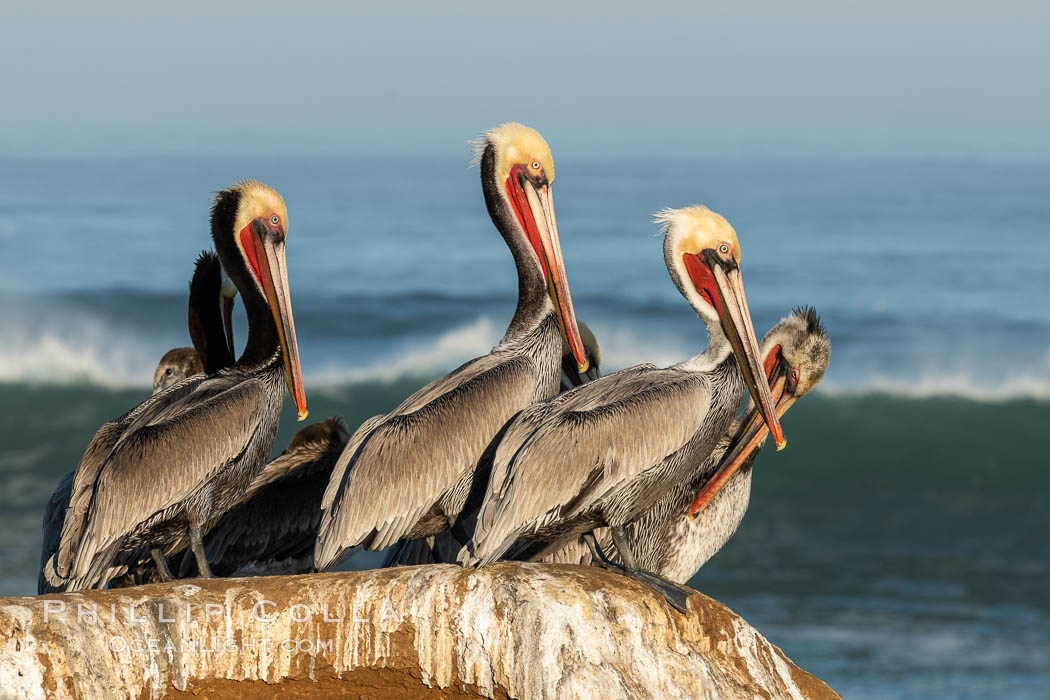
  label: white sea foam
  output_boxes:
[0,314,168,389]
[0,312,505,390]
[1,309,1049,403]
[588,323,698,370]
[308,316,502,385]
[818,371,1050,402]
[590,323,1050,402]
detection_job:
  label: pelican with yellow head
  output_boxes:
[463,205,784,613]
[314,123,589,569]
[44,180,308,589]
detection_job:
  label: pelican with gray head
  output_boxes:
[314,123,588,570]
[43,181,307,591]
[462,206,785,612]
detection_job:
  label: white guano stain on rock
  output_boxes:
[0,563,839,700]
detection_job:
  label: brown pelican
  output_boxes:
[544,307,830,584]
[152,348,203,394]
[463,206,784,612]
[38,251,240,594]
[314,123,588,570]
[43,180,306,590]
[173,417,350,577]
[384,322,604,568]
[40,351,202,593]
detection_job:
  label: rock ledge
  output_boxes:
[0,563,838,699]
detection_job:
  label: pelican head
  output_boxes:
[152,347,203,394]
[688,306,831,517]
[473,123,588,373]
[761,305,831,401]
[658,206,785,450]
[211,180,307,420]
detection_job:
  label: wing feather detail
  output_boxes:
[52,374,270,584]
[469,365,709,564]
[316,353,537,568]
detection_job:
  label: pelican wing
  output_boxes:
[318,414,386,513]
[46,409,149,585]
[470,365,709,564]
[316,352,536,567]
[56,374,271,583]
[42,379,198,587]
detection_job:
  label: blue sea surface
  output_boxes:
[1,154,1048,698]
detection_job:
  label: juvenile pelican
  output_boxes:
[152,348,203,394]
[463,206,784,611]
[315,123,588,570]
[39,251,239,593]
[546,307,829,584]
[44,181,306,590]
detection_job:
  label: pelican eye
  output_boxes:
[718,244,730,255]
[530,160,541,170]
[270,215,280,226]
[165,368,173,375]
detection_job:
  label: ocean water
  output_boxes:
[1,154,1048,698]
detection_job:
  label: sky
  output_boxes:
[2,1,1048,157]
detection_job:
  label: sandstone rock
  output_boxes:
[0,563,838,699]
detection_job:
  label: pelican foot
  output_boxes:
[627,569,693,613]
[584,545,693,612]
[593,562,693,613]
[599,525,693,612]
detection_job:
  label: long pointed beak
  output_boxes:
[221,295,236,362]
[712,264,785,450]
[246,224,308,420]
[521,181,589,373]
[688,374,795,517]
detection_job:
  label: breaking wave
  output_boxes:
[308,316,502,385]
[1,294,1048,403]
